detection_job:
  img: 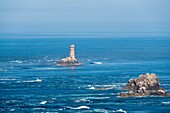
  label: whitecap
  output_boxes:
[161,102,170,105]
[0,68,7,72]
[10,60,23,64]
[102,85,116,87]
[112,109,127,113]
[94,109,108,113]
[33,108,45,110]
[0,78,16,81]
[86,97,110,99]
[23,78,42,83]
[39,101,47,105]
[87,84,116,90]
[68,106,90,110]
[6,100,18,103]
[75,98,91,103]
[35,78,42,82]
[91,62,102,64]
[9,109,15,111]
[89,86,95,90]
[113,109,127,113]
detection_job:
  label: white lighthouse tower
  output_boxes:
[69,44,75,60]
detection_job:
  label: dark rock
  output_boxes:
[118,73,170,98]
[56,58,81,66]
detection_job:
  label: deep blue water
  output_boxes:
[0,37,170,112]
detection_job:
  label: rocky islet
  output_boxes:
[118,73,170,97]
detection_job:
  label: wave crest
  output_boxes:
[161,101,170,105]
[113,109,127,113]
[39,101,47,105]
[75,98,91,103]
[88,84,116,90]
[67,106,90,110]
[10,60,23,64]
[23,78,42,83]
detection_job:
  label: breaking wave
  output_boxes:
[93,109,108,113]
[23,78,42,83]
[67,106,90,110]
[87,84,116,90]
[10,60,23,64]
[75,98,91,103]
[9,109,15,111]
[91,62,102,64]
[39,101,47,105]
[113,109,127,113]
[89,86,95,90]
[0,78,16,81]
[161,101,170,105]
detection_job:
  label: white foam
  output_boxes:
[87,84,116,90]
[75,98,91,103]
[94,109,108,113]
[34,67,57,70]
[39,101,47,105]
[10,60,23,64]
[89,86,95,90]
[33,108,45,110]
[86,97,110,99]
[0,78,16,81]
[9,109,15,111]
[68,106,90,110]
[58,108,65,110]
[117,109,127,113]
[35,78,42,82]
[113,109,127,113]
[0,68,7,72]
[102,85,116,87]
[161,102,170,105]
[23,78,42,83]
[6,100,18,103]
[91,62,102,64]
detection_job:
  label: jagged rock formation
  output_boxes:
[56,44,82,66]
[118,73,170,97]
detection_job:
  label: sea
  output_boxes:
[0,35,170,113]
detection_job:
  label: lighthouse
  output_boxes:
[56,44,81,66]
[69,44,75,59]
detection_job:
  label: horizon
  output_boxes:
[0,32,170,39]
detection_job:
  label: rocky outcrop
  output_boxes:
[118,73,170,97]
[56,57,81,66]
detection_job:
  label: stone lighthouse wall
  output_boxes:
[69,44,75,59]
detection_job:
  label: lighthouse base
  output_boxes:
[56,57,82,66]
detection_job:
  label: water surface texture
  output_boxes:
[0,37,170,112]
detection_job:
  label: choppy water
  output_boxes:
[0,37,170,112]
